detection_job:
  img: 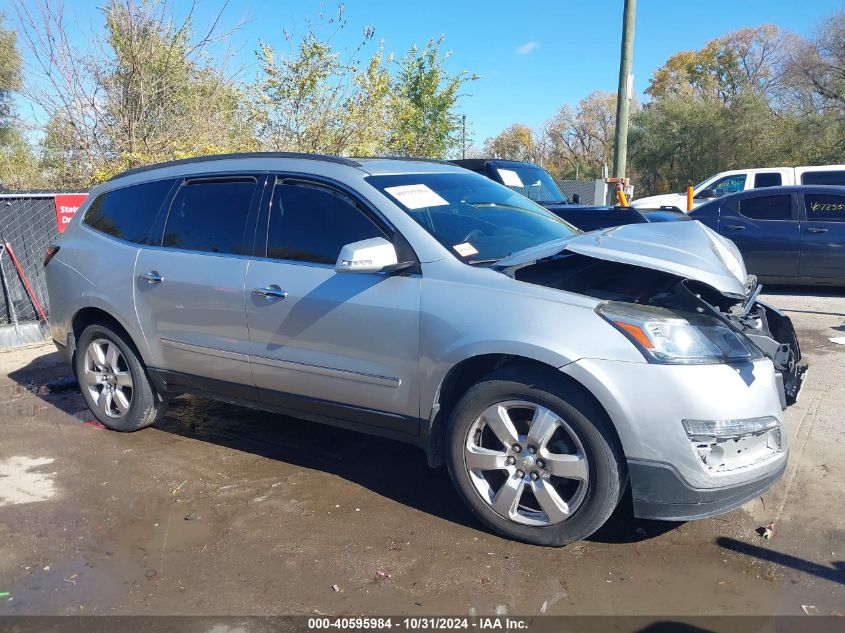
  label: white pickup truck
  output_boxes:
[631,165,845,211]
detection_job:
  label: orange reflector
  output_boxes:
[613,321,654,349]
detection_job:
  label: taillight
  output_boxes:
[44,245,60,267]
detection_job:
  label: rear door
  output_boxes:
[798,189,845,280]
[717,192,800,279]
[134,175,265,392]
[244,176,421,432]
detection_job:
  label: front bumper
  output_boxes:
[561,357,789,519]
[629,458,787,520]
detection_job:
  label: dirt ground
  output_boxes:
[0,288,843,617]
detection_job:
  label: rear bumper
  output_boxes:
[629,458,787,521]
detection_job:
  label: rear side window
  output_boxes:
[738,194,792,221]
[804,193,845,222]
[802,170,845,186]
[754,172,782,188]
[267,182,386,264]
[163,177,258,254]
[83,179,175,244]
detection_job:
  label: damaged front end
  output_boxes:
[498,250,807,409]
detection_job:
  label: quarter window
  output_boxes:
[266,181,386,264]
[163,177,258,254]
[83,179,175,244]
[802,171,845,186]
[738,195,792,221]
[804,193,845,222]
[754,172,782,188]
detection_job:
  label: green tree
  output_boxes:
[0,14,38,189]
[387,37,478,158]
[253,10,392,155]
[0,14,20,130]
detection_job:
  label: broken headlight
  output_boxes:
[596,301,763,365]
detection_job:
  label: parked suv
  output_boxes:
[46,153,805,546]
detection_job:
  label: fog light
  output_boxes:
[682,416,779,439]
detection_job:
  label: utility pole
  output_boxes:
[612,0,636,180]
[461,114,467,160]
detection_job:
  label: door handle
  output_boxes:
[139,271,163,284]
[806,227,829,233]
[252,285,288,300]
[724,224,746,231]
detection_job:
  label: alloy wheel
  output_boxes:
[83,338,134,419]
[464,400,589,526]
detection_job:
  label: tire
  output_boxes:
[446,365,626,546]
[74,322,167,432]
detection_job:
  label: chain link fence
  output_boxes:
[554,179,606,205]
[0,193,80,325]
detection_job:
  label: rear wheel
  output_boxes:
[74,323,166,432]
[447,366,625,546]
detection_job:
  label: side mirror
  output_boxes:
[335,237,401,274]
[572,193,581,204]
[695,188,717,200]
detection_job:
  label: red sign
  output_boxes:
[54,193,88,233]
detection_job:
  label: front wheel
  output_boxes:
[446,366,626,546]
[74,323,167,432]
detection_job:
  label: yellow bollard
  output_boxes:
[616,185,629,207]
[686,185,694,212]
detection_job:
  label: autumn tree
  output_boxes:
[645,25,792,104]
[786,7,845,115]
[545,91,621,180]
[483,124,538,162]
[15,0,253,185]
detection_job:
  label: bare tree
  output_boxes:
[13,0,251,185]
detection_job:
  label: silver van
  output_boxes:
[45,153,806,545]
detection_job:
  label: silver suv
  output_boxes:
[46,153,805,546]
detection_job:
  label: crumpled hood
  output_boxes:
[495,220,749,297]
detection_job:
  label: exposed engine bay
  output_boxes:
[504,252,808,407]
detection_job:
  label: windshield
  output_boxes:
[367,172,580,263]
[493,165,567,204]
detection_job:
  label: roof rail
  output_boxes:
[108,152,361,181]
[354,155,450,164]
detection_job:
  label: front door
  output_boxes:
[134,175,264,391]
[245,178,421,433]
[717,192,800,279]
[799,190,845,280]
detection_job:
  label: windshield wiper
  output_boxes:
[467,257,500,266]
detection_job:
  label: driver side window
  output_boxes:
[266,181,387,264]
[710,174,747,197]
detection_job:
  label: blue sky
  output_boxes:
[6,0,845,144]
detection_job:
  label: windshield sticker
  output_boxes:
[497,168,524,187]
[452,242,479,258]
[384,184,448,209]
